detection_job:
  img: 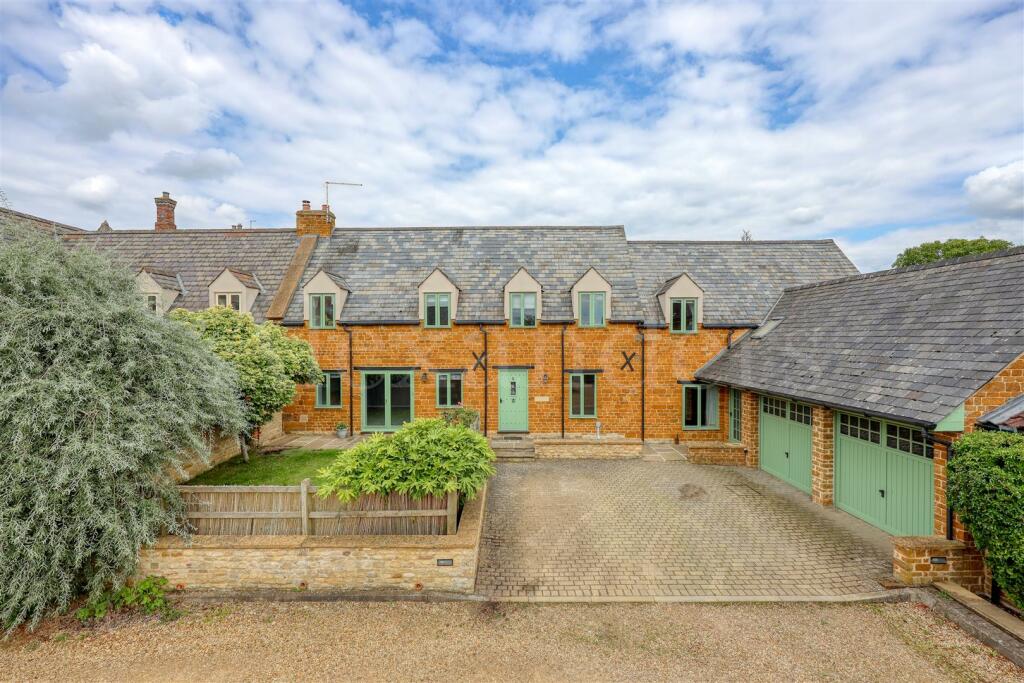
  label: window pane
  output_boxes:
[217,294,227,307]
[329,373,342,406]
[230,294,240,311]
[390,374,412,425]
[685,300,696,331]
[364,374,386,426]
[439,295,450,326]
[671,300,682,331]
[425,295,436,326]
[697,386,706,425]
[316,381,327,406]
[323,294,334,324]
[593,293,605,325]
[438,374,449,406]
[523,293,536,326]
[583,374,596,416]
[451,374,462,405]
[684,386,698,426]
[311,295,322,325]
[571,375,582,415]
[580,293,591,326]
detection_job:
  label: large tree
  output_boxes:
[892,237,1014,268]
[170,307,321,459]
[0,223,245,632]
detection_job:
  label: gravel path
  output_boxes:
[2,600,1021,682]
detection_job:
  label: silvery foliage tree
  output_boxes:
[0,221,245,632]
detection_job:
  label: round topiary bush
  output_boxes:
[947,430,1024,606]
[316,418,496,501]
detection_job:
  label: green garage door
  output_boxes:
[759,396,812,494]
[835,413,934,536]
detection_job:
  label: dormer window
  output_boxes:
[216,293,241,311]
[510,292,537,328]
[579,292,606,327]
[309,293,336,329]
[670,298,697,333]
[424,292,451,328]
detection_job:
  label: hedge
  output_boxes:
[947,430,1024,606]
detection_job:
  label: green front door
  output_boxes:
[361,371,414,432]
[835,413,933,536]
[759,396,812,494]
[498,369,529,432]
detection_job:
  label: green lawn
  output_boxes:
[186,449,342,486]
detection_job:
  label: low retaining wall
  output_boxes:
[534,438,643,459]
[174,413,283,483]
[685,441,749,466]
[893,536,984,593]
[137,486,486,594]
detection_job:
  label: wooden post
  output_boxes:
[300,478,310,536]
[446,490,458,535]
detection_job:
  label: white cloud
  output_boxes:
[67,174,119,208]
[174,194,246,228]
[965,160,1024,219]
[150,149,243,180]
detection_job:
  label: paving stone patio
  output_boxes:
[477,459,894,600]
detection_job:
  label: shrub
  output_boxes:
[440,406,480,429]
[75,576,177,623]
[0,223,244,633]
[947,431,1024,606]
[316,418,496,501]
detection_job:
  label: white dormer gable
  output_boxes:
[302,269,350,321]
[135,268,182,314]
[417,267,459,321]
[503,267,543,321]
[570,267,612,320]
[208,268,261,314]
[657,273,704,327]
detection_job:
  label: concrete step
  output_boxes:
[493,448,535,461]
[490,437,535,460]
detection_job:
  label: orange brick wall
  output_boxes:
[810,405,835,506]
[740,390,760,467]
[964,352,1024,431]
[283,322,743,439]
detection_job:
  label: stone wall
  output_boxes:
[685,441,748,466]
[533,438,643,459]
[137,487,487,594]
[173,412,283,484]
[283,322,743,441]
[893,536,984,593]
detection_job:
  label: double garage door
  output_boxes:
[759,395,933,536]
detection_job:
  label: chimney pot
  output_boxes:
[154,192,177,231]
[322,204,329,211]
[301,200,311,210]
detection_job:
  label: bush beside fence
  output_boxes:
[180,479,458,536]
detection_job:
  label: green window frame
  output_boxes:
[682,383,719,430]
[315,370,343,408]
[424,292,451,328]
[569,373,597,418]
[728,388,742,442]
[670,298,698,333]
[309,293,336,329]
[578,291,606,327]
[509,292,537,327]
[436,372,463,407]
[216,293,241,311]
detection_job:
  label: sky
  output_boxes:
[1,1,1022,271]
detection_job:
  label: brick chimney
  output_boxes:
[154,191,177,231]
[295,199,336,237]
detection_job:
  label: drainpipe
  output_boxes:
[344,326,353,434]
[560,323,567,439]
[480,325,488,437]
[639,325,646,442]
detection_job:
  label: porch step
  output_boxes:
[489,436,535,461]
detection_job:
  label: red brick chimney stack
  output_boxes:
[154,191,177,231]
[295,198,336,237]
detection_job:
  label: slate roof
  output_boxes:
[696,247,1024,427]
[284,226,644,323]
[62,230,302,322]
[139,267,183,292]
[628,240,859,326]
[0,207,85,236]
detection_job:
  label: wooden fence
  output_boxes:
[179,479,458,536]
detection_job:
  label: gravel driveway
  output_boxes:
[2,600,1020,682]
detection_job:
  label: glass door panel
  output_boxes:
[389,374,412,426]
[364,373,387,427]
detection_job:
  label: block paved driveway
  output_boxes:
[476,459,894,600]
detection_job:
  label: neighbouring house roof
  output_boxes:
[139,266,183,292]
[62,229,303,322]
[977,393,1024,432]
[284,226,646,324]
[629,240,859,326]
[696,247,1024,427]
[0,206,85,236]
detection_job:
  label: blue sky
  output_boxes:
[1,0,1022,270]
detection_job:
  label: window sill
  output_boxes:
[670,330,699,335]
[570,415,598,420]
[682,426,719,431]
[315,405,343,410]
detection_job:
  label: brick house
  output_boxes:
[694,247,1024,592]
